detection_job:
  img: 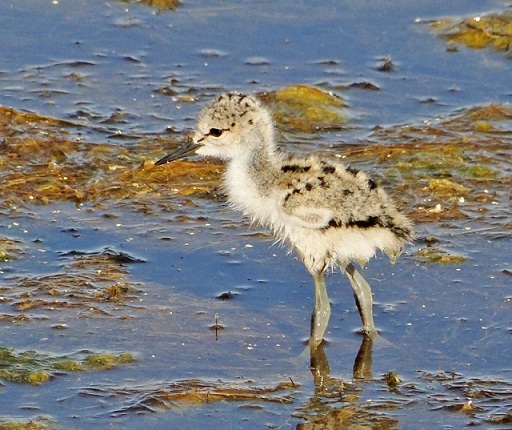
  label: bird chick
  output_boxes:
[156,92,413,347]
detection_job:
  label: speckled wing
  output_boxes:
[279,159,384,231]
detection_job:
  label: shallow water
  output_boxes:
[1,1,511,429]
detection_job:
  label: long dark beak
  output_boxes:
[155,141,202,166]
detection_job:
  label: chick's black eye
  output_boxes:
[209,128,223,137]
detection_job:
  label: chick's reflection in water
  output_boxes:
[310,334,374,392]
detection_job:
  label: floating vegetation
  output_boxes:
[414,246,467,264]
[0,417,53,430]
[0,103,222,204]
[428,178,470,198]
[383,371,401,388]
[259,85,347,133]
[0,346,135,385]
[121,0,181,12]
[431,11,512,56]
[7,248,144,317]
[342,104,512,230]
[72,379,297,415]
[419,371,512,425]
[296,370,512,428]
[0,237,23,262]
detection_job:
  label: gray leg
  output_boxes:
[345,263,377,337]
[310,273,331,348]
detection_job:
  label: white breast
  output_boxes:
[224,159,283,230]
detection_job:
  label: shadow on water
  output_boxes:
[0,0,511,429]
